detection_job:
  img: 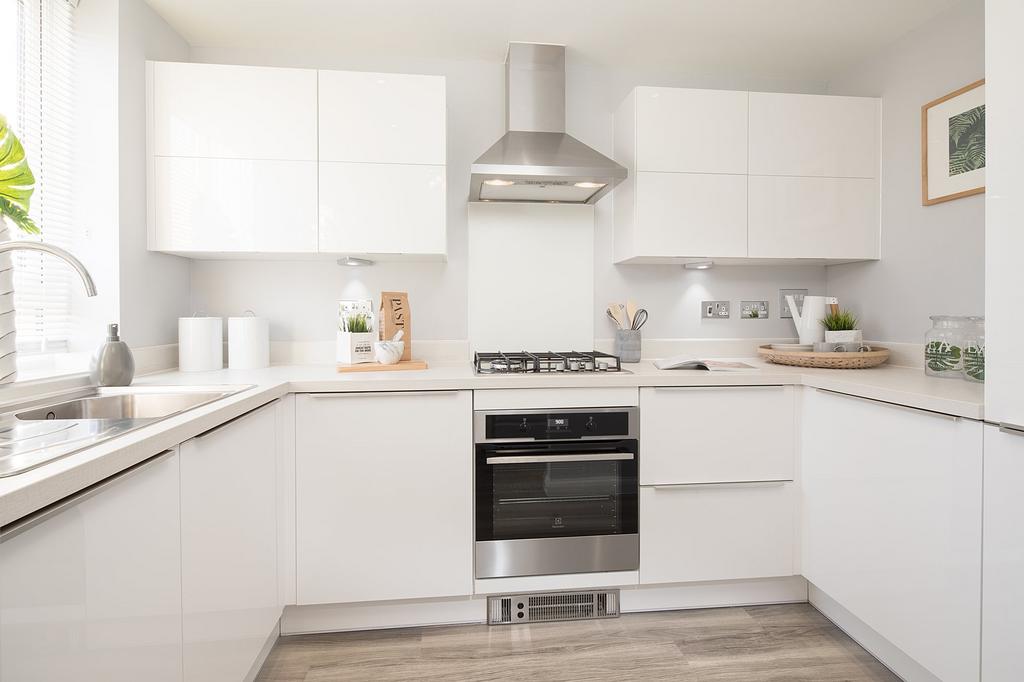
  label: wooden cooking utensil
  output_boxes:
[626,299,639,328]
[607,303,629,330]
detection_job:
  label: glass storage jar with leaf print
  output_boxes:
[963,316,985,382]
[925,315,966,377]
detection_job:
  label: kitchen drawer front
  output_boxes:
[639,386,795,485]
[639,482,797,585]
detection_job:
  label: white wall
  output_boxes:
[825,0,984,343]
[187,46,828,344]
[117,0,192,348]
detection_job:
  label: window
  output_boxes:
[1,0,77,360]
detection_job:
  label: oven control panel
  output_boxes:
[484,409,633,440]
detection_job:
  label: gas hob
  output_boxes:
[474,351,624,374]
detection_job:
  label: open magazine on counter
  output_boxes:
[653,356,757,371]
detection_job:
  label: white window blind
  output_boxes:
[1,0,77,356]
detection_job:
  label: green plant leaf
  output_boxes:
[0,197,40,235]
[820,309,859,331]
[0,115,40,234]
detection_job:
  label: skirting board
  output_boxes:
[809,583,938,682]
[243,619,281,682]
[475,570,640,595]
[281,576,806,636]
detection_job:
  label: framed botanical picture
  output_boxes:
[922,79,985,205]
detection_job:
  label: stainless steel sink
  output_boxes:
[0,385,252,477]
[16,389,236,421]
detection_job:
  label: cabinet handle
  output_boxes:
[815,388,962,422]
[648,479,791,490]
[652,385,786,391]
[308,390,460,398]
[0,450,176,544]
[192,399,277,439]
[999,423,1024,437]
[486,453,634,465]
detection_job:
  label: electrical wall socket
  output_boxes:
[779,289,808,319]
[702,301,730,319]
[741,300,769,319]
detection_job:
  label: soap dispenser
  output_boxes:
[91,323,135,386]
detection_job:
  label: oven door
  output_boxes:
[475,439,639,578]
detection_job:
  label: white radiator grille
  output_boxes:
[487,589,620,625]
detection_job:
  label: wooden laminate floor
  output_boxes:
[256,604,899,681]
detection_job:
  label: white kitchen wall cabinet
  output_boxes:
[147,61,447,259]
[747,175,879,260]
[614,87,748,262]
[318,70,445,165]
[802,388,982,682]
[318,162,446,256]
[747,92,880,178]
[614,87,880,263]
[640,386,795,485]
[0,451,182,682]
[318,71,447,258]
[147,61,319,255]
[295,391,473,605]
[986,0,1024,429]
[982,424,1024,681]
[640,482,796,585]
[180,403,279,682]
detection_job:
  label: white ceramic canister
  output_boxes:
[178,316,223,372]
[228,312,270,370]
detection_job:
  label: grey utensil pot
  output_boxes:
[615,329,642,363]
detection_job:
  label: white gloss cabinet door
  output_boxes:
[296,391,473,605]
[181,403,279,682]
[640,386,795,485]
[802,388,982,682]
[634,87,747,174]
[0,452,182,682]
[747,176,879,260]
[151,61,317,161]
[150,156,318,254]
[640,483,796,585]
[318,162,445,255]
[982,425,1024,681]
[748,92,879,178]
[318,70,446,165]
[985,0,1024,427]
[634,172,748,258]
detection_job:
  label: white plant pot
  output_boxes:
[825,329,863,345]
[337,331,376,364]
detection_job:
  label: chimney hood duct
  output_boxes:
[470,43,627,205]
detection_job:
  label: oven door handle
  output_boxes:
[485,452,635,465]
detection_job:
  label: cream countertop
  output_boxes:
[0,359,983,527]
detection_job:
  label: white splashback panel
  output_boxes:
[468,203,594,353]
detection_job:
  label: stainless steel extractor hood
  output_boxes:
[470,43,627,205]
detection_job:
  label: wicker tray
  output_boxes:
[758,344,890,369]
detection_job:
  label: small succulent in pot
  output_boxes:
[820,309,863,345]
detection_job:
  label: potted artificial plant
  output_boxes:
[821,309,863,346]
[337,302,377,364]
[0,115,41,382]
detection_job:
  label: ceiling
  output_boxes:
[143,0,964,82]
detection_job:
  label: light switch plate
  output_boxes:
[702,301,730,319]
[779,289,808,319]
[741,300,769,319]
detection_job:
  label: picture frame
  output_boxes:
[921,79,985,206]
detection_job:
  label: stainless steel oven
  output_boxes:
[474,407,639,579]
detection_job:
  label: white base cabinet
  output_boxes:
[640,482,796,585]
[180,403,279,682]
[802,388,982,682]
[296,391,473,605]
[982,424,1024,681]
[0,451,183,682]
